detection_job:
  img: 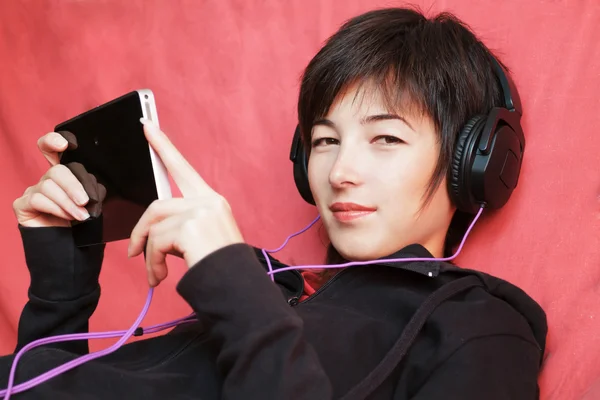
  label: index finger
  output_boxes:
[140,118,211,197]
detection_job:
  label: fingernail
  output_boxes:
[78,209,90,221]
[127,242,132,257]
[140,117,155,129]
[54,136,68,147]
[140,118,160,137]
[75,192,89,206]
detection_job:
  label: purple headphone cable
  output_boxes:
[1,207,483,399]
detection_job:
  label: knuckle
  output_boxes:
[28,192,44,208]
[192,204,206,217]
[148,199,162,214]
[47,164,67,179]
[14,187,34,211]
[213,195,231,211]
[181,218,199,235]
[190,195,230,218]
[54,163,69,173]
[148,224,160,238]
[39,178,55,193]
[12,197,23,212]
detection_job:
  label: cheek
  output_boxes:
[307,155,328,203]
[377,155,431,196]
[374,145,440,214]
[397,143,439,188]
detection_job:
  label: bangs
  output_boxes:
[322,70,429,140]
[298,22,434,148]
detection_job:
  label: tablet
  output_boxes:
[55,89,172,247]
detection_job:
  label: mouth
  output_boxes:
[329,202,377,222]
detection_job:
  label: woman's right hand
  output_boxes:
[12,132,91,228]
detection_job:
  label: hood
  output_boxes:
[253,243,548,358]
[381,243,547,358]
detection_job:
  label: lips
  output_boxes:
[329,202,377,222]
[329,202,377,212]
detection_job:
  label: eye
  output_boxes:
[311,137,339,148]
[373,135,404,145]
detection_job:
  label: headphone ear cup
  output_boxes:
[449,115,486,213]
[293,150,315,205]
[290,126,315,205]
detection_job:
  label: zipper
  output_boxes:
[256,249,438,306]
[291,258,439,306]
[258,253,351,306]
[288,297,299,306]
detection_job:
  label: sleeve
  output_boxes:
[14,225,105,355]
[176,243,333,400]
[408,335,541,400]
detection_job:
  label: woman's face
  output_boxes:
[308,83,455,260]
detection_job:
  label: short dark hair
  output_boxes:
[297,7,509,258]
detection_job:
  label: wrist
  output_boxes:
[183,239,246,269]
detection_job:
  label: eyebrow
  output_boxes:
[313,113,415,132]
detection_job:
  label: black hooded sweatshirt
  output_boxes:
[0,225,547,399]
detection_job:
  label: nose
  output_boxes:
[328,142,363,189]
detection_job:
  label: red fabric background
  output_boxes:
[1,1,599,398]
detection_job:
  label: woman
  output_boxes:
[2,7,546,399]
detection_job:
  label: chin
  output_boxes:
[338,251,377,262]
[330,236,385,262]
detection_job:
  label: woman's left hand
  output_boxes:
[128,118,244,287]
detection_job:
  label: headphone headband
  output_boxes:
[489,56,522,116]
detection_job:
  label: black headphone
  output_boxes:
[289,56,525,215]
